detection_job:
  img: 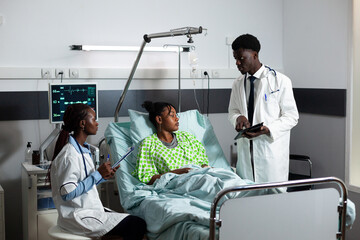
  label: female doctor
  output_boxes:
[228,34,299,189]
[50,103,147,239]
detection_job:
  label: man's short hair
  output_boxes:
[232,34,261,53]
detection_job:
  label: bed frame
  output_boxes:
[209,177,347,240]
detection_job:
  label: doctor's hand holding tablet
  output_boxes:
[235,116,269,139]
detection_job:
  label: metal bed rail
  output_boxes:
[209,177,348,240]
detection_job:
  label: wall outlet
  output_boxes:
[201,70,209,78]
[55,69,66,78]
[41,69,52,79]
[69,69,79,78]
[211,70,219,78]
[226,36,235,45]
[190,68,198,78]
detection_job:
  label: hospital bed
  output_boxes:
[104,109,355,240]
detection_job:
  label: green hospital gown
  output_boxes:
[133,131,209,184]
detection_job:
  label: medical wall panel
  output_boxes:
[0,88,347,121]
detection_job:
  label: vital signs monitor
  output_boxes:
[49,83,98,123]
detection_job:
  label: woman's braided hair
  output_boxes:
[142,101,176,128]
[52,103,91,160]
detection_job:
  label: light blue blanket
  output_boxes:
[123,165,278,240]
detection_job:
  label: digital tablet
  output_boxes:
[234,122,264,140]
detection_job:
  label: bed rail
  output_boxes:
[209,177,348,240]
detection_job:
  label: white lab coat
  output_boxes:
[228,65,299,184]
[51,142,127,237]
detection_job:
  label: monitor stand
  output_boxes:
[39,123,61,165]
[38,123,100,170]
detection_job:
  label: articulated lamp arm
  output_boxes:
[114,26,205,122]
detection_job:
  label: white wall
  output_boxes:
[283,0,351,89]
[0,1,284,239]
[284,1,359,239]
[0,0,283,69]
[349,0,360,189]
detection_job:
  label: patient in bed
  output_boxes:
[107,104,356,239]
[132,101,210,184]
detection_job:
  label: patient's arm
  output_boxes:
[147,168,192,185]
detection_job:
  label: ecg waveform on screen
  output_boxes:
[53,86,94,95]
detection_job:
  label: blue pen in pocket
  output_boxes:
[265,93,267,101]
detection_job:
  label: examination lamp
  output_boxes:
[114,26,205,122]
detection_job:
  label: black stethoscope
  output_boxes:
[243,66,280,95]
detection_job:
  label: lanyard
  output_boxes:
[74,138,88,178]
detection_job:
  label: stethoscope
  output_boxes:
[74,137,89,178]
[243,65,280,95]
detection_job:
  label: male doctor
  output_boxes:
[228,34,299,188]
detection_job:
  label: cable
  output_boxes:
[204,71,210,116]
[193,86,202,113]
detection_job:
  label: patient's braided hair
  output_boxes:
[232,33,261,53]
[142,101,176,128]
[47,104,91,185]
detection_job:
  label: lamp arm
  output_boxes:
[144,26,203,43]
[114,26,204,121]
[114,40,147,122]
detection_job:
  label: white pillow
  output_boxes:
[128,109,206,145]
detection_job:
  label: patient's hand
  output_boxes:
[170,168,192,174]
[147,168,192,185]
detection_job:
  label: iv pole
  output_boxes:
[163,44,195,113]
[114,26,205,122]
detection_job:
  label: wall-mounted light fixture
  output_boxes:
[69,45,191,52]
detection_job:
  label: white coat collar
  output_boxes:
[251,64,266,79]
[69,135,91,154]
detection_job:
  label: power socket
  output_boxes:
[226,36,235,45]
[41,69,52,79]
[55,69,66,78]
[201,70,209,78]
[211,70,219,78]
[190,68,199,78]
[69,69,79,78]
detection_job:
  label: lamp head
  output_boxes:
[187,35,194,43]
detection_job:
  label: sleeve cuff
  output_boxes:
[92,171,106,184]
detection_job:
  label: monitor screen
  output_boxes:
[49,82,98,124]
